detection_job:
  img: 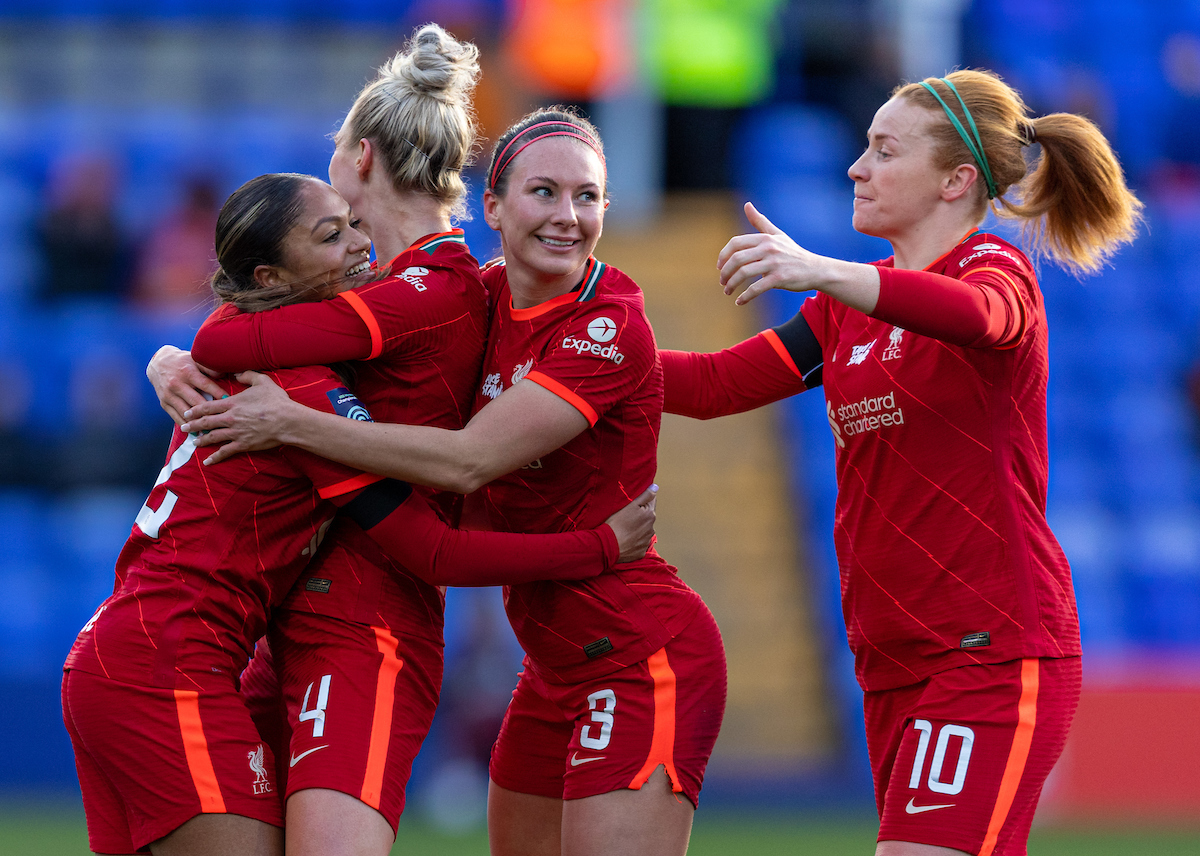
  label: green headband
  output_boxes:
[918,78,997,199]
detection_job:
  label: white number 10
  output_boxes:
[909,719,975,795]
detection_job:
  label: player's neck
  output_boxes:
[365,190,452,265]
[505,260,586,310]
[890,209,982,271]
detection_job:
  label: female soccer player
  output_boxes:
[149,25,493,856]
[177,108,727,856]
[65,172,657,856]
[660,70,1142,856]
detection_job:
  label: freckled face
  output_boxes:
[847,97,949,241]
[271,180,373,299]
[484,136,606,291]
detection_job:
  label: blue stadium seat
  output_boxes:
[733,105,855,195]
[1120,567,1200,646]
[1046,501,1122,644]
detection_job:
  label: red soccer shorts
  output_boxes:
[489,606,726,807]
[867,656,1082,856]
[268,611,444,833]
[239,637,289,787]
[62,668,284,855]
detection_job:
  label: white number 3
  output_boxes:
[579,689,616,750]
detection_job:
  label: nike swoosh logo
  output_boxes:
[289,745,329,767]
[570,752,605,767]
[905,797,955,814]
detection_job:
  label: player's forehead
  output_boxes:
[508,136,604,187]
[867,97,936,146]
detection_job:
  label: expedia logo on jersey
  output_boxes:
[958,242,1021,269]
[399,266,429,291]
[832,391,904,441]
[327,389,373,421]
[562,315,624,364]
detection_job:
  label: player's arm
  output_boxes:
[326,479,658,584]
[660,309,820,419]
[190,294,378,372]
[146,345,227,426]
[872,265,1030,348]
[183,372,589,490]
[718,203,1028,348]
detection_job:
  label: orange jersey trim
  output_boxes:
[360,627,405,810]
[338,290,384,359]
[923,229,981,272]
[526,370,599,425]
[318,472,385,500]
[978,658,1039,856]
[761,329,803,379]
[509,289,580,322]
[174,689,227,813]
[629,647,682,793]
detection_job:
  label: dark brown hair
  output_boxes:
[209,173,334,312]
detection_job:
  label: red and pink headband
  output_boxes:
[487,120,606,191]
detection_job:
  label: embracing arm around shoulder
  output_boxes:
[331,480,658,585]
[147,345,227,426]
[181,371,589,493]
[191,297,375,372]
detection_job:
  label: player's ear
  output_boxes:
[357,138,373,180]
[483,188,502,232]
[942,163,979,202]
[252,264,287,289]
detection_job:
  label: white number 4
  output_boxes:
[299,674,332,738]
[579,689,616,750]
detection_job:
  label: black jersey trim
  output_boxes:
[576,258,604,302]
[341,479,414,530]
[772,310,824,388]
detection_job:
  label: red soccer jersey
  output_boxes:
[65,368,381,691]
[804,232,1080,690]
[661,232,1080,691]
[476,259,703,683]
[190,232,489,636]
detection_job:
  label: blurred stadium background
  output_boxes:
[1,0,1199,850]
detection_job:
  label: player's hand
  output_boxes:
[718,202,823,305]
[180,371,293,465]
[146,345,226,426]
[605,484,658,563]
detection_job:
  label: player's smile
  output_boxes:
[484,135,607,304]
[269,179,374,298]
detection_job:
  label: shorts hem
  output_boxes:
[127,809,284,853]
[283,783,402,836]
